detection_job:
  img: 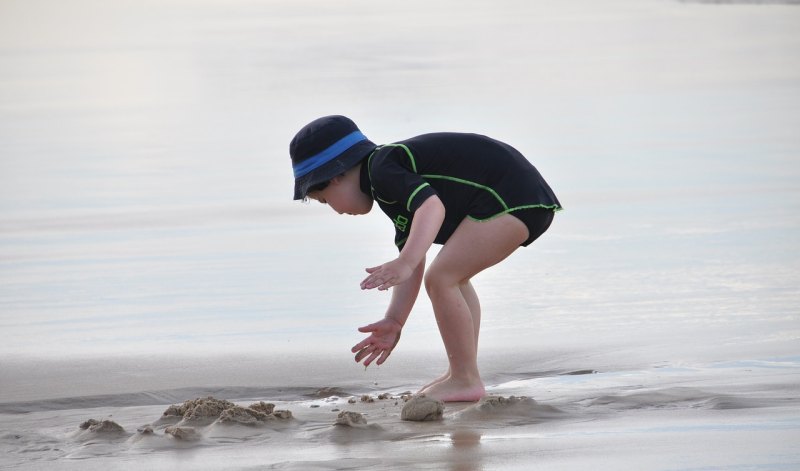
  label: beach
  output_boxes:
[1,351,798,470]
[1,0,799,469]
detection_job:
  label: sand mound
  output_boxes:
[248,401,275,415]
[157,397,292,427]
[159,396,237,425]
[335,411,368,427]
[164,426,199,440]
[78,419,126,435]
[476,395,536,411]
[218,406,270,425]
[401,395,444,421]
[455,395,562,423]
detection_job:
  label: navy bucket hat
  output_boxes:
[290,115,377,200]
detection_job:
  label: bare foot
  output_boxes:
[421,377,486,402]
[418,371,450,394]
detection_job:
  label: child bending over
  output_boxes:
[290,115,561,402]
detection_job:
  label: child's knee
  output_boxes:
[423,268,441,295]
[423,267,458,295]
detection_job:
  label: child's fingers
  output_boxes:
[361,268,387,289]
[365,265,381,273]
[357,323,378,333]
[354,347,370,363]
[360,275,377,290]
[362,349,382,367]
[375,349,391,365]
[351,337,371,352]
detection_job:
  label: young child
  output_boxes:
[290,115,561,402]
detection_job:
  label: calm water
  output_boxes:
[1,0,799,365]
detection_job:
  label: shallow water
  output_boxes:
[1,0,799,469]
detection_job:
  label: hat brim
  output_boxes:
[293,139,377,200]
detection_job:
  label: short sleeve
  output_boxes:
[370,147,437,212]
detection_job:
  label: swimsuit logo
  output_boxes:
[393,215,409,232]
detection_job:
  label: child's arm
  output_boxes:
[351,258,424,366]
[360,195,445,291]
[351,195,445,367]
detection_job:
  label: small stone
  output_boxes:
[360,395,374,403]
[273,410,293,420]
[348,397,357,404]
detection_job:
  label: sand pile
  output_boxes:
[78,419,126,435]
[454,395,563,423]
[164,425,199,440]
[334,411,368,427]
[74,396,299,447]
[156,396,293,427]
[401,395,444,421]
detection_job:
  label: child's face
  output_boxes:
[307,172,373,216]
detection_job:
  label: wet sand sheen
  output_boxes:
[1,358,798,470]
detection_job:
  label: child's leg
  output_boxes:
[418,280,481,393]
[461,280,482,349]
[421,214,528,402]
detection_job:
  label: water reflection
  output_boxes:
[448,429,483,471]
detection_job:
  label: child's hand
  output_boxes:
[351,318,403,367]
[360,258,413,291]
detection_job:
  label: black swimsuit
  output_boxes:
[360,132,562,249]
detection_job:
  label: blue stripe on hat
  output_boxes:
[293,131,367,178]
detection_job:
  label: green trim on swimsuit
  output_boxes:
[376,196,397,204]
[366,146,381,182]
[381,144,418,172]
[466,204,563,222]
[367,146,396,204]
[421,174,510,211]
[372,144,563,248]
[406,182,431,212]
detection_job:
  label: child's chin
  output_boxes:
[353,202,373,215]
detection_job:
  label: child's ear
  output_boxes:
[330,174,344,185]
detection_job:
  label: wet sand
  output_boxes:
[1,353,798,470]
